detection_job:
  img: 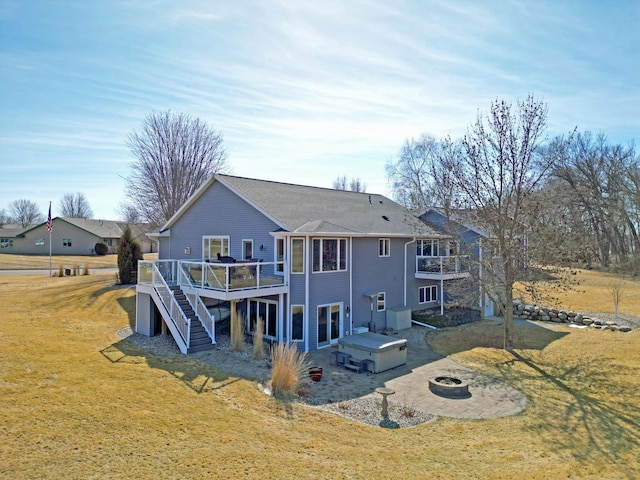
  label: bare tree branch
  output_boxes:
[9,199,43,228]
[125,111,230,227]
[59,192,93,218]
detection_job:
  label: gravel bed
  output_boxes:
[116,325,436,428]
[315,397,436,429]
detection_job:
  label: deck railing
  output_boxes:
[177,262,215,343]
[180,259,287,293]
[416,255,470,275]
[141,261,191,346]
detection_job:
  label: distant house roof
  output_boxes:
[162,174,447,238]
[0,223,27,238]
[420,208,488,238]
[6,217,154,241]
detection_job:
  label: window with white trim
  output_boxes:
[378,238,390,257]
[377,292,386,312]
[419,285,438,303]
[291,238,304,274]
[275,238,285,273]
[290,305,304,341]
[35,238,45,246]
[203,236,229,260]
[0,238,13,249]
[417,239,439,257]
[242,239,253,260]
[63,238,73,247]
[312,238,347,272]
[248,299,278,338]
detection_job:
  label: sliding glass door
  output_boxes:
[317,303,341,348]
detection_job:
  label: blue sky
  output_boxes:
[1,0,638,220]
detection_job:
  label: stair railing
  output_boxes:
[177,262,215,344]
[151,262,191,347]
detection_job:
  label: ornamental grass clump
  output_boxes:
[270,343,308,398]
[230,305,245,352]
[253,317,266,360]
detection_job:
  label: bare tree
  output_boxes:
[125,111,230,227]
[608,278,628,320]
[9,199,43,228]
[433,96,560,351]
[59,192,93,218]
[116,202,142,224]
[552,132,639,270]
[385,134,441,212]
[332,175,367,192]
[0,208,8,227]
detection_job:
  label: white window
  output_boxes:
[419,285,438,303]
[417,239,439,257]
[377,292,386,312]
[378,238,390,257]
[290,305,304,341]
[203,236,229,260]
[275,238,285,273]
[248,299,278,338]
[312,238,347,272]
[35,238,45,246]
[242,239,253,260]
[291,238,304,274]
[63,238,72,247]
[0,238,13,249]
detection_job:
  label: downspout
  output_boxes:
[440,277,444,316]
[349,236,353,335]
[304,234,310,353]
[403,238,417,306]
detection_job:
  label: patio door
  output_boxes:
[317,303,341,348]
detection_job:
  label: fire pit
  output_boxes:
[428,376,470,398]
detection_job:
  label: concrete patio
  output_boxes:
[302,327,527,419]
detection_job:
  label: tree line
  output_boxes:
[386,108,639,274]
[0,193,94,228]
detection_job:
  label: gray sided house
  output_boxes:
[136,175,474,355]
[0,218,155,256]
[420,208,494,318]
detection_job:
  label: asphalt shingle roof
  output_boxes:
[217,175,446,237]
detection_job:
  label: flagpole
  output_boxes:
[47,202,52,277]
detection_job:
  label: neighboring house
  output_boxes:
[420,208,494,318]
[136,175,474,354]
[0,218,156,255]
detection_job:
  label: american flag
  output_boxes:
[46,203,52,233]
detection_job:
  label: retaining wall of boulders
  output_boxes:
[512,301,632,332]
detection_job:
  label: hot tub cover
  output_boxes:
[339,332,407,353]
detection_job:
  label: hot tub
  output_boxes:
[338,332,407,373]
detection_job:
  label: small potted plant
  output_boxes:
[309,367,323,382]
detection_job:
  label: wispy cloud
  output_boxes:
[0,0,637,218]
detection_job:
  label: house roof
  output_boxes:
[8,217,154,241]
[162,174,447,238]
[0,224,27,238]
[62,218,125,238]
[420,208,489,238]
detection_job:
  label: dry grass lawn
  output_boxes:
[0,253,157,270]
[521,267,640,315]
[1,271,638,479]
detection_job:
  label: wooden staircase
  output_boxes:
[169,285,215,354]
